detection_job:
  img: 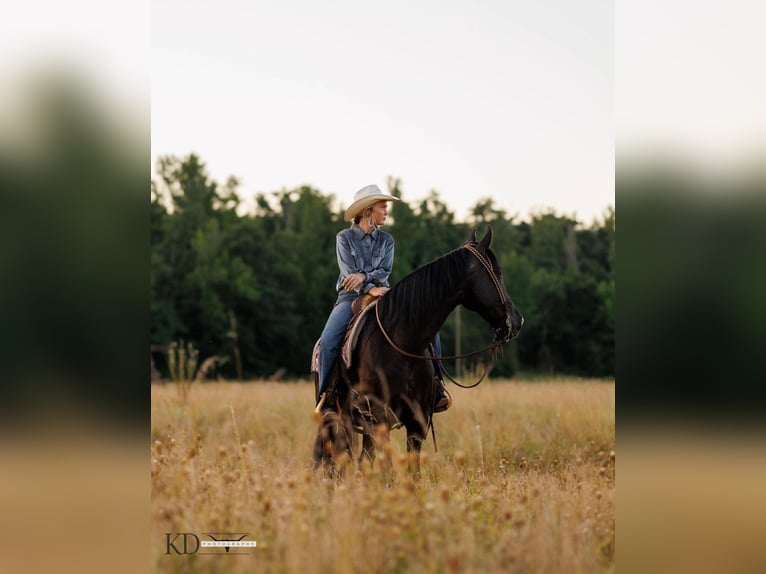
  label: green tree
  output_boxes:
[150,153,615,380]
[151,153,259,378]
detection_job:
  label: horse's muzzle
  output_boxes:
[495,316,514,344]
[495,308,523,344]
[512,312,524,339]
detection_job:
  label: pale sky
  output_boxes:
[616,1,766,169]
[3,1,762,223]
[152,0,614,223]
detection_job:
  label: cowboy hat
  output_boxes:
[344,184,400,222]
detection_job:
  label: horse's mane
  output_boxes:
[379,247,469,328]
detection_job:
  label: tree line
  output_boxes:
[151,153,614,381]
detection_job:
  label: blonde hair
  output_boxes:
[353,206,377,229]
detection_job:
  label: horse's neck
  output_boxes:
[417,296,461,347]
[385,267,465,350]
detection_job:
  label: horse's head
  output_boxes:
[462,226,524,344]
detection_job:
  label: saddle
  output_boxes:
[310,294,380,373]
[350,292,378,315]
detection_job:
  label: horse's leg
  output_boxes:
[350,385,381,467]
[312,367,337,470]
[406,427,424,479]
[312,412,339,472]
[403,393,429,478]
[374,424,394,482]
[330,410,355,477]
[360,432,375,465]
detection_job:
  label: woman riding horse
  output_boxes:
[314,184,450,416]
[313,224,524,470]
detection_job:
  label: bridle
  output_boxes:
[462,243,507,307]
[374,243,512,388]
[462,242,513,346]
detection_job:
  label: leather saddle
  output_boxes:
[310,293,379,373]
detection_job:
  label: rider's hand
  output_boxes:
[368,286,390,297]
[342,273,366,291]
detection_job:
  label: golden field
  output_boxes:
[151,379,615,573]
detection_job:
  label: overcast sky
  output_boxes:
[616,1,766,168]
[152,0,614,223]
[4,2,762,223]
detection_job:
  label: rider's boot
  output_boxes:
[315,387,338,416]
[433,375,452,413]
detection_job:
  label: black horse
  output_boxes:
[313,225,524,472]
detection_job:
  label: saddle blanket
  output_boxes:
[311,300,378,373]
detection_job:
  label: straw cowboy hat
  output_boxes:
[344,184,400,222]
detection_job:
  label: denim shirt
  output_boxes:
[334,224,395,296]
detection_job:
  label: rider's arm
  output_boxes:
[335,232,365,293]
[363,235,394,291]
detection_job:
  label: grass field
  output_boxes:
[151,378,614,573]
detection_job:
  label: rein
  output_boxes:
[375,303,502,361]
[373,243,508,387]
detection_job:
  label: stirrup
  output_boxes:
[433,379,452,413]
[314,393,336,415]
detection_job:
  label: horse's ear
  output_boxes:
[477,224,493,251]
[468,228,477,244]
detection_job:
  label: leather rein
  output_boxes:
[373,243,509,388]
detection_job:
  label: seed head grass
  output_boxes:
[151,378,614,573]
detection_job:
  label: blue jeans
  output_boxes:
[433,333,443,379]
[317,293,356,402]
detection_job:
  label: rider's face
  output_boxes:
[371,201,389,226]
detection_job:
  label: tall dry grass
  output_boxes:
[151,379,614,573]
